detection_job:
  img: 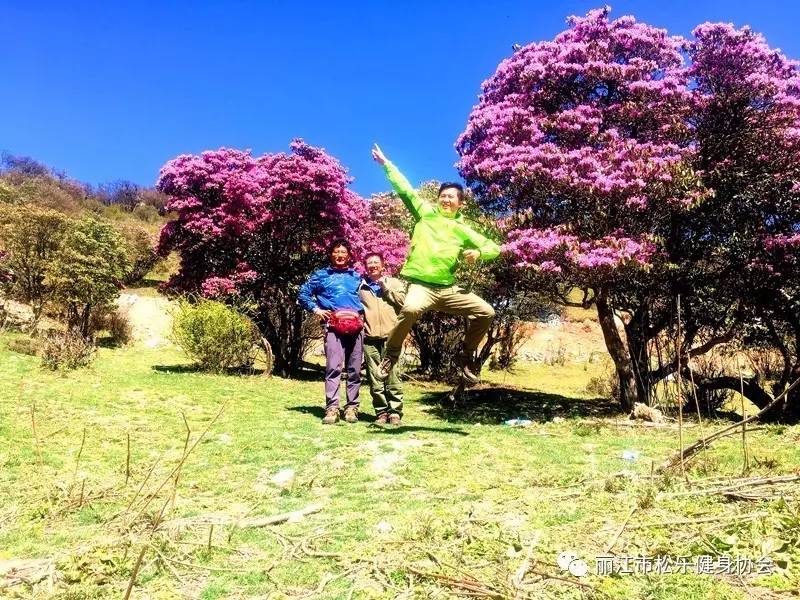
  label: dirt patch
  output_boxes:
[518,318,606,363]
[117,292,173,347]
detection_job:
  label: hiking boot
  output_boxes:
[322,407,340,425]
[375,412,389,425]
[375,355,398,382]
[388,413,402,426]
[456,352,481,385]
[343,406,359,423]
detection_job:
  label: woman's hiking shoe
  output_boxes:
[343,406,359,423]
[388,413,402,426]
[375,355,398,382]
[322,407,340,425]
[375,412,389,425]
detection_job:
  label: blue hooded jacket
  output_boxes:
[297,267,363,313]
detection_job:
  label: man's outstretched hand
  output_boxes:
[371,143,387,165]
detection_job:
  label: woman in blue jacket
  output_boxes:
[298,239,365,424]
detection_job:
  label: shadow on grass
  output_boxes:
[269,361,327,382]
[417,385,622,425]
[286,405,469,435]
[96,335,123,349]
[366,424,469,436]
[152,364,269,376]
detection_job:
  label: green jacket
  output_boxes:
[383,161,500,286]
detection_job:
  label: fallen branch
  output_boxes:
[153,548,259,574]
[659,377,800,472]
[0,559,57,590]
[523,568,603,593]
[723,491,799,501]
[30,401,43,467]
[627,511,769,530]
[405,566,505,599]
[298,566,360,600]
[664,475,800,498]
[604,505,637,553]
[161,503,323,531]
[301,536,344,558]
[512,539,537,594]
[125,431,131,485]
[607,420,696,429]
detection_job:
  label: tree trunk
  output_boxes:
[595,289,639,412]
[624,308,652,405]
[255,297,306,378]
[692,371,800,424]
[777,364,800,423]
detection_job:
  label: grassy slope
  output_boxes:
[1,334,798,599]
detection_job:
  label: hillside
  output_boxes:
[0,291,798,599]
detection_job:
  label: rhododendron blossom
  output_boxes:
[457,7,698,282]
[503,227,656,273]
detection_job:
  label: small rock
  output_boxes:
[621,450,640,461]
[630,402,664,423]
[371,453,401,474]
[375,521,393,533]
[270,468,295,488]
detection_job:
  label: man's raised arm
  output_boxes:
[372,144,433,221]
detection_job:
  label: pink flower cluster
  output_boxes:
[457,6,693,218]
[157,141,407,297]
[503,227,656,274]
[458,7,800,286]
[765,233,800,249]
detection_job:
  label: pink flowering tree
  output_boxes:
[157,140,407,375]
[457,7,698,409]
[458,9,800,419]
[679,23,800,419]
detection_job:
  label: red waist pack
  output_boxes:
[327,309,364,336]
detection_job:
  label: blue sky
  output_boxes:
[3,1,800,197]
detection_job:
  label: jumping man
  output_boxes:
[371,144,500,383]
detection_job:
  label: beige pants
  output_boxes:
[385,282,495,358]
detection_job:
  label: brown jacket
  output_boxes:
[358,277,406,340]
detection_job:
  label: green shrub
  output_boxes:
[106,309,133,345]
[89,307,133,345]
[40,329,95,370]
[131,203,160,223]
[586,355,619,400]
[45,217,129,337]
[117,223,157,285]
[0,204,70,323]
[170,298,259,372]
[6,336,39,356]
